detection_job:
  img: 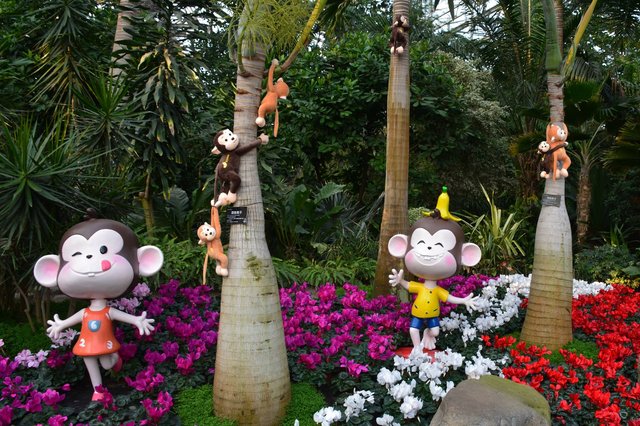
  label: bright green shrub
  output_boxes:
[0,321,51,356]
[175,383,325,425]
[281,382,326,425]
[174,385,237,426]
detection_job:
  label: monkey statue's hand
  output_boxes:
[462,294,480,313]
[46,314,65,340]
[388,268,404,287]
[134,311,156,336]
[259,133,269,145]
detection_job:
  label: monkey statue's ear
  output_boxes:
[461,243,482,267]
[137,246,164,277]
[388,234,408,258]
[33,255,60,288]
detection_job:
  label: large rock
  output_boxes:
[430,375,551,426]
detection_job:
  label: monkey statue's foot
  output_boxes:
[226,193,237,204]
[409,344,424,358]
[215,193,228,207]
[216,265,228,277]
[560,168,569,177]
[396,46,404,54]
[422,333,437,350]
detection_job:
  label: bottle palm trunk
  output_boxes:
[212,49,290,424]
[373,0,410,296]
[520,0,573,351]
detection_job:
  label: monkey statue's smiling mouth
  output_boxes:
[414,251,445,265]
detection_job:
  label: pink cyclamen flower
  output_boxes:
[175,354,194,375]
[0,406,13,426]
[47,415,68,426]
[339,356,369,378]
[141,391,173,424]
[298,352,322,370]
[94,385,115,410]
[125,366,165,392]
[42,388,65,407]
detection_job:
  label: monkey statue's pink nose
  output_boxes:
[101,260,112,271]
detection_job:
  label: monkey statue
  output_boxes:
[389,15,410,54]
[197,206,228,283]
[387,187,481,355]
[256,58,289,138]
[33,210,163,401]
[211,129,269,207]
[543,122,571,180]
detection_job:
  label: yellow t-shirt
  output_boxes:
[408,281,449,318]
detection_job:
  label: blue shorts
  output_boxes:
[410,316,440,330]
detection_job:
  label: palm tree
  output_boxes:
[373,1,411,296]
[211,1,346,423]
[520,0,597,351]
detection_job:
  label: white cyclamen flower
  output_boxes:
[376,414,400,426]
[344,390,374,420]
[399,395,423,419]
[377,367,402,387]
[389,379,416,402]
[313,407,342,426]
[429,380,455,401]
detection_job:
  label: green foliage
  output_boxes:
[0,321,51,356]
[461,185,528,275]
[548,339,599,365]
[574,244,637,282]
[142,235,210,288]
[281,382,326,426]
[174,385,237,426]
[174,382,324,426]
[0,118,100,250]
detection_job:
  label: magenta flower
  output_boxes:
[144,350,167,365]
[161,341,179,359]
[41,389,65,407]
[0,356,17,380]
[125,366,165,392]
[119,343,138,362]
[0,406,13,426]
[298,352,322,370]
[24,390,43,413]
[175,354,194,375]
[47,414,68,426]
[141,391,173,424]
[45,349,73,369]
[339,356,369,377]
[367,333,395,361]
[94,385,115,410]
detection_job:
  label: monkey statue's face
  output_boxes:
[388,217,481,281]
[538,141,550,153]
[197,222,216,243]
[405,228,458,280]
[212,129,239,155]
[58,229,134,299]
[34,219,163,300]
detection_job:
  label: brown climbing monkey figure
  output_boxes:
[256,58,289,137]
[197,206,228,283]
[389,15,410,54]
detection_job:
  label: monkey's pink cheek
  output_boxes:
[101,260,112,271]
[405,252,414,263]
[445,257,456,267]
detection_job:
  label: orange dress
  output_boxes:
[73,307,120,356]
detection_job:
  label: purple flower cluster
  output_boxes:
[437,275,490,316]
[0,279,220,425]
[281,282,409,379]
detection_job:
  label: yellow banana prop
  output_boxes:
[422,186,462,222]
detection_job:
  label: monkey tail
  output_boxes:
[274,108,279,138]
[212,164,220,204]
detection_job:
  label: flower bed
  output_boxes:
[0,275,638,425]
